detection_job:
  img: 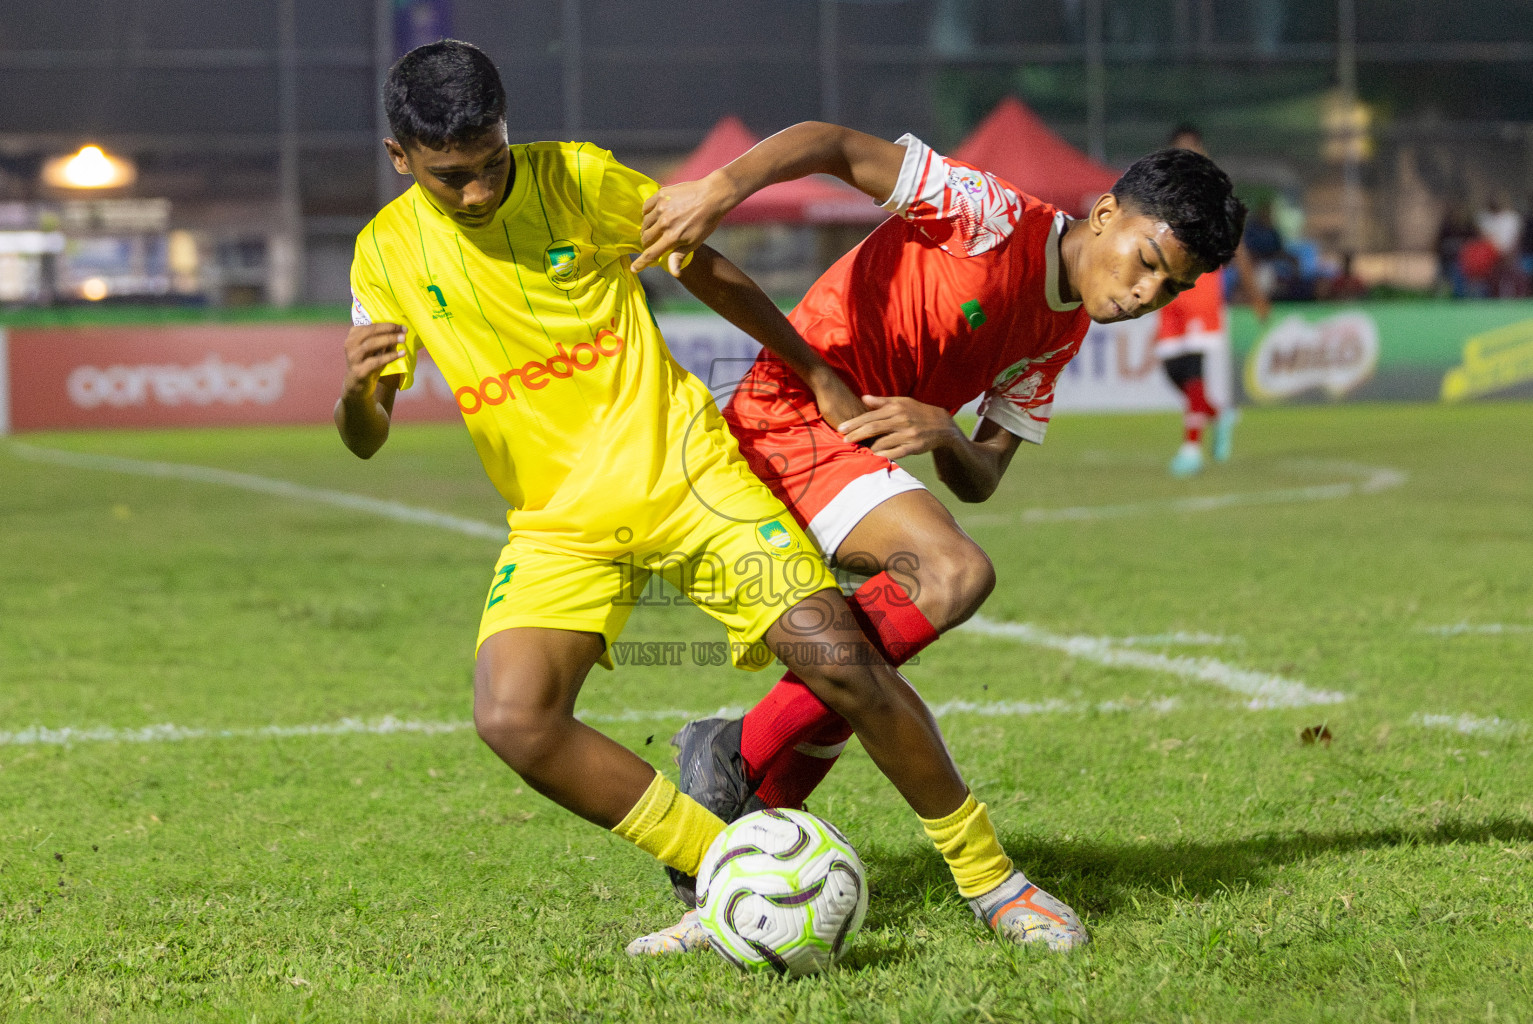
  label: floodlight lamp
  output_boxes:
[42,145,137,190]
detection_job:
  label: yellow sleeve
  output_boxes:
[349,224,421,390]
[588,150,660,258]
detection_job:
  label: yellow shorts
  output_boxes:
[475,494,837,671]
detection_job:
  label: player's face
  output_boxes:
[1073,194,1205,324]
[386,122,512,229]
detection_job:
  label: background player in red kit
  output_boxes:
[1156,125,1270,477]
[628,122,1247,952]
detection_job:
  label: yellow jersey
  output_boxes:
[349,142,762,556]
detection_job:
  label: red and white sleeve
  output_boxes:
[975,341,1081,445]
[879,134,1025,257]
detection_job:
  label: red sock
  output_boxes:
[753,716,855,809]
[1180,377,1217,444]
[742,572,939,808]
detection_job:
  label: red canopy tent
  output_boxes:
[665,116,886,226]
[953,97,1120,217]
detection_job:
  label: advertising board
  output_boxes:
[0,324,460,434]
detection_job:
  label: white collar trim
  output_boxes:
[1044,211,1081,312]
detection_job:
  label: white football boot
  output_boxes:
[624,908,711,956]
[1169,441,1205,478]
[970,871,1089,952]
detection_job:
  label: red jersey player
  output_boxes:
[627,122,1246,955]
[1156,125,1269,477]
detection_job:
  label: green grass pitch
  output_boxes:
[2,403,1530,1022]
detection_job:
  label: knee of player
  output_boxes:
[473,698,564,771]
[794,661,897,720]
[921,543,996,627]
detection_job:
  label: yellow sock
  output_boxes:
[920,792,1014,898]
[611,771,726,876]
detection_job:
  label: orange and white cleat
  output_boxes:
[970,872,1089,952]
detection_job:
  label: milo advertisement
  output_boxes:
[1229,299,1533,404]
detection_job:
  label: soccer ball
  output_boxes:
[695,808,868,978]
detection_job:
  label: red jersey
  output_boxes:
[782,134,1090,444]
[1155,266,1225,342]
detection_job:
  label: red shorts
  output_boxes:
[723,355,926,559]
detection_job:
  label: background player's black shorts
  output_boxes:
[1162,352,1205,389]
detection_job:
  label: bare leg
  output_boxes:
[834,488,995,632]
[745,489,997,807]
[764,588,966,819]
[473,627,656,828]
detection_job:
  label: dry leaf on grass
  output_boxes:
[1300,725,1333,746]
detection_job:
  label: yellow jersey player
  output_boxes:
[338,40,1086,956]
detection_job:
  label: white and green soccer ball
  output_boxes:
[695,808,868,978]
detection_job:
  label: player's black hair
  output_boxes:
[1111,149,1247,271]
[385,39,506,150]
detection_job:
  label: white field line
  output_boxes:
[1114,632,1238,646]
[8,441,508,541]
[0,711,730,748]
[13,443,1518,738]
[1412,713,1526,737]
[1420,622,1533,636]
[960,460,1408,527]
[0,699,1181,748]
[958,616,1348,710]
[12,698,1527,749]
[11,442,1403,534]
[928,696,1182,716]
[0,717,475,746]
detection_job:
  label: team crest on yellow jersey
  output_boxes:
[756,519,801,559]
[545,240,579,290]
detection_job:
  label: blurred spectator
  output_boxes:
[1474,195,1527,296]
[1242,200,1308,300]
[1317,252,1369,301]
[1521,198,1533,277]
[1457,235,1501,298]
[1243,200,1285,262]
[1476,196,1522,258]
[1437,203,1478,297]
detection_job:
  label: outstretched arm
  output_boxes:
[839,397,1024,503]
[335,322,405,459]
[669,245,865,429]
[634,122,906,271]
